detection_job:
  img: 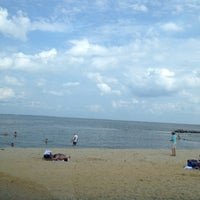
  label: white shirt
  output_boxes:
[44,150,52,155]
[73,135,78,142]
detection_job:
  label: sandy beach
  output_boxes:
[1,148,200,200]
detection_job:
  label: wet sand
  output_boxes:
[0,148,200,200]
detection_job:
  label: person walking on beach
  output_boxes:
[72,134,78,146]
[170,132,177,156]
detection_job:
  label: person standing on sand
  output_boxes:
[72,134,78,146]
[170,132,177,156]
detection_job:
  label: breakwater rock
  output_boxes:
[174,129,200,133]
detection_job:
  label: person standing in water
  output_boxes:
[13,131,17,137]
[170,132,177,156]
[45,138,48,145]
[72,134,78,146]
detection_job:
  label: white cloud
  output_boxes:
[95,0,109,9]
[31,20,66,32]
[87,72,121,95]
[68,39,108,56]
[130,4,148,12]
[0,56,13,70]
[91,56,118,70]
[0,8,30,40]
[37,79,46,87]
[119,2,148,13]
[147,68,175,91]
[63,82,80,87]
[186,1,200,9]
[161,22,183,32]
[13,52,35,70]
[87,72,103,82]
[112,98,139,108]
[87,104,103,112]
[97,83,112,95]
[0,49,58,71]
[180,90,200,104]
[37,49,57,64]
[149,102,180,114]
[181,70,200,88]
[29,101,46,109]
[43,90,64,96]
[3,76,24,86]
[0,87,15,99]
[0,7,66,41]
[126,67,177,97]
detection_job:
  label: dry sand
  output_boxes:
[0,148,200,200]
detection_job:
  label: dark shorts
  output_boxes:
[44,154,52,159]
[73,141,77,145]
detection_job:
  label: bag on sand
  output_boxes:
[187,159,200,169]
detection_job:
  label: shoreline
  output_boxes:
[1,148,200,200]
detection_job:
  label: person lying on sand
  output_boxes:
[43,150,70,162]
[53,153,70,162]
[43,150,53,160]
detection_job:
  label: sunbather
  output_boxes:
[53,153,70,161]
[43,150,70,161]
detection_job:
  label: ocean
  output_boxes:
[0,114,200,149]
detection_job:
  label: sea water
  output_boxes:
[0,114,200,149]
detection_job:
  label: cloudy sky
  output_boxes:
[0,0,200,124]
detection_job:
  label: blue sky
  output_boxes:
[0,0,200,124]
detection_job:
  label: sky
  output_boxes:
[0,0,200,124]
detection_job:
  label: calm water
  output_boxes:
[0,114,200,149]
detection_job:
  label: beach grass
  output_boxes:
[1,148,200,200]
